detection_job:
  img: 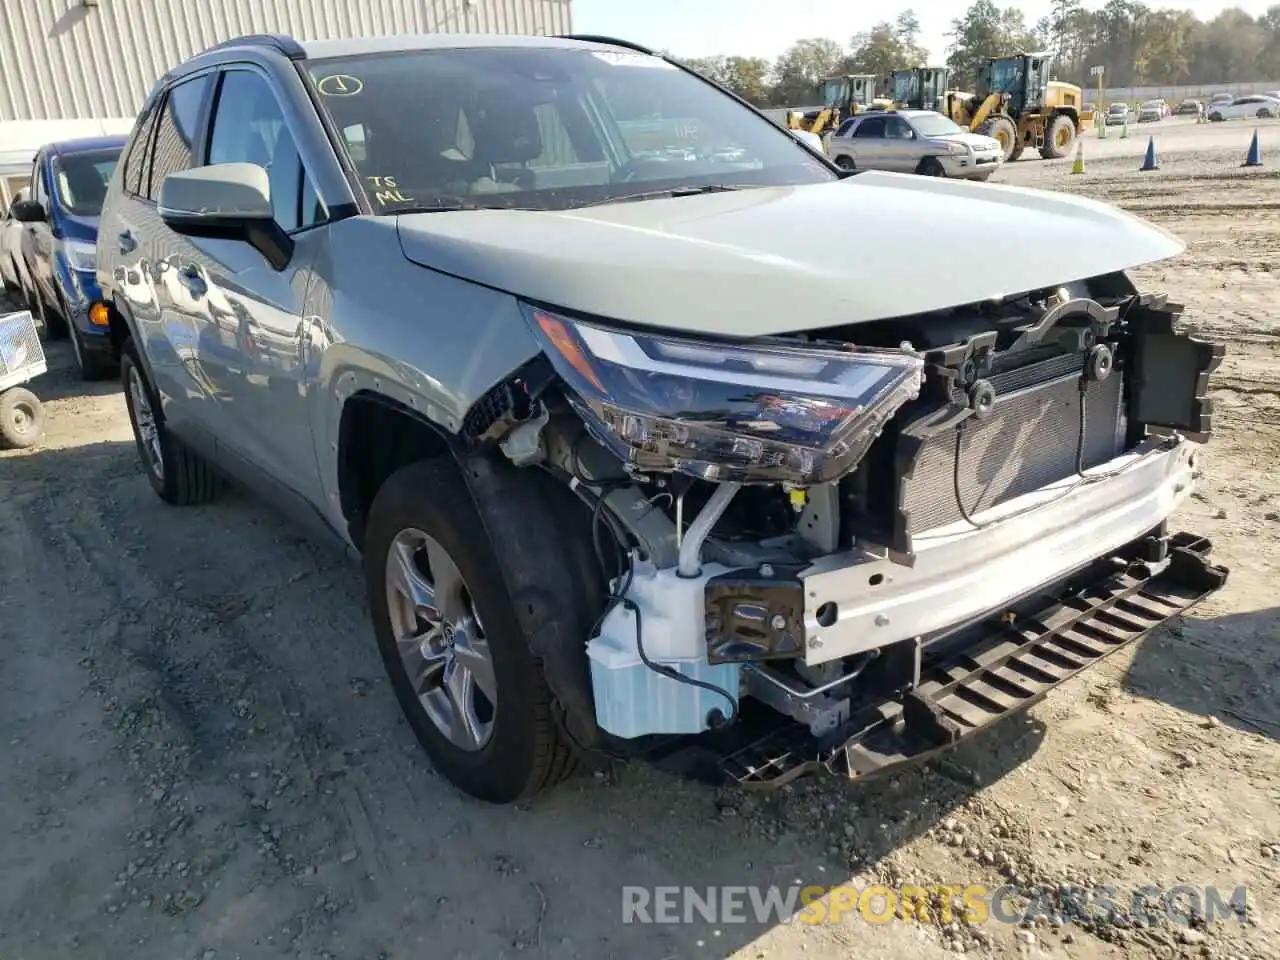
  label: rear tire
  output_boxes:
[0,387,43,449]
[834,154,856,170]
[364,458,576,804]
[121,339,218,506]
[978,115,1018,162]
[1258,109,1273,119]
[1040,114,1076,159]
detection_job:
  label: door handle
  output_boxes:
[118,230,137,254]
[178,265,207,298]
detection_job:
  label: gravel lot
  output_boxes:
[1,126,1277,960]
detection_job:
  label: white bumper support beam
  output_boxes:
[799,436,1199,664]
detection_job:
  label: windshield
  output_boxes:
[307,47,835,213]
[1109,103,1127,113]
[52,149,120,217]
[910,114,964,137]
[821,77,850,107]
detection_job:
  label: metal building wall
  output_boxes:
[0,0,574,121]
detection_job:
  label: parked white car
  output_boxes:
[1,188,28,293]
[826,110,1003,180]
[1208,94,1280,121]
[1105,102,1130,126]
[1137,100,1163,123]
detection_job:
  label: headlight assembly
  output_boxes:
[525,306,923,485]
[64,239,97,272]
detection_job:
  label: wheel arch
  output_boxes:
[338,387,607,750]
[336,389,461,551]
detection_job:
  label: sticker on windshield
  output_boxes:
[317,74,363,96]
[367,176,412,206]
[591,51,676,70]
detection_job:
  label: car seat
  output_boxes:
[468,99,544,191]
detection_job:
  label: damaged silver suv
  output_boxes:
[96,32,1228,803]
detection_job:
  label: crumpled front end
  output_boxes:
[466,273,1228,787]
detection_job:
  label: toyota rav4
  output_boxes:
[96,32,1228,804]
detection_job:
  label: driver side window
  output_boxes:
[885,117,914,139]
[206,69,323,232]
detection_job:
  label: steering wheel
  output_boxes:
[614,155,695,183]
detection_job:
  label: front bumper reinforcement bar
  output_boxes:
[712,532,1227,789]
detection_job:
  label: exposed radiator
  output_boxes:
[902,356,1127,532]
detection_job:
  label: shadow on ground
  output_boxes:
[1126,607,1280,742]
[0,440,1057,959]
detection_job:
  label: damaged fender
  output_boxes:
[456,448,604,749]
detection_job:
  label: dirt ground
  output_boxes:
[2,125,1278,960]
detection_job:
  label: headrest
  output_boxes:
[469,98,543,165]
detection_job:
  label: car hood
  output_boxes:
[396,173,1185,338]
[936,132,1002,150]
[58,212,100,242]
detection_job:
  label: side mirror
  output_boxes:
[10,199,46,223]
[158,163,293,270]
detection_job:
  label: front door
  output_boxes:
[850,115,887,167]
[881,115,920,172]
[183,66,326,507]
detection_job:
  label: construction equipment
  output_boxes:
[884,67,951,112]
[945,53,1093,162]
[790,74,880,134]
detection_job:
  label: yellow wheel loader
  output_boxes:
[885,67,951,112]
[790,74,880,135]
[946,54,1093,162]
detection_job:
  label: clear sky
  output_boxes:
[572,1,1274,66]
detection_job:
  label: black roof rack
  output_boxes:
[203,33,306,60]
[554,34,655,56]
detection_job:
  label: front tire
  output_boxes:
[121,340,218,505]
[917,157,946,177]
[28,280,67,340]
[978,115,1018,162]
[61,293,116,381]
[364,458,576,803]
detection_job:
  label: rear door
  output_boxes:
[22,152,54,307]
[108,72,219,446]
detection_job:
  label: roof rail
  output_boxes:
[203,33,306,60]
[554,34,655,56]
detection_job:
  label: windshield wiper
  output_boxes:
[574,184,748,208]
[386,196,487,214]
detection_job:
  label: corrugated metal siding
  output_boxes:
[0,0,573,121]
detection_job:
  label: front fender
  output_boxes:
[307,216,542,535]
[458,448,605,749]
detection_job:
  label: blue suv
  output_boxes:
[12,135,126,380]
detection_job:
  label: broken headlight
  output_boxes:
[526,305,924,484]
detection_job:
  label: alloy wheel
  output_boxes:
[127,364,164,481]
[385,528,497,751]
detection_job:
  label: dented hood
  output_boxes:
[396,172,1184,338]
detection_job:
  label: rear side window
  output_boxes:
[147,74,212,199]
[121,98,160,197]
[834,118,857,138]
